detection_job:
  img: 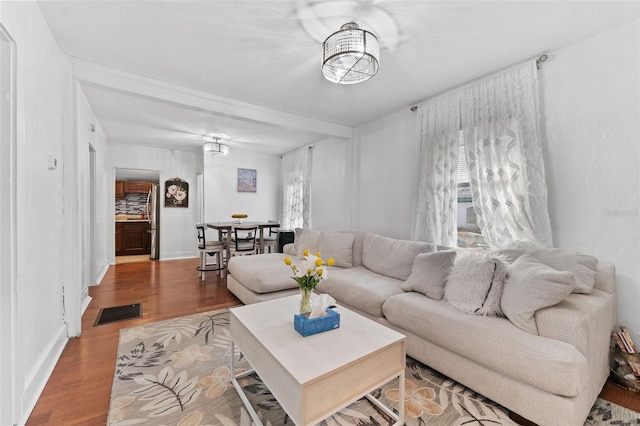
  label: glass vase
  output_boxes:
[299,287,313,314]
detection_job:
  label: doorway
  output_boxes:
[89,144,96,282]
[114,168,160,262]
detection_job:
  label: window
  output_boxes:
[456,131,488,248]
[280,147,311,230]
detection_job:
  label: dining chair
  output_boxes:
[196,224,226,280]
[229,224,258,257]
[261,220,279,253]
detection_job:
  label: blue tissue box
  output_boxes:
[294,308,340,337]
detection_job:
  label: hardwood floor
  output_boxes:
[26,258,640,425]
[26,258,240,426]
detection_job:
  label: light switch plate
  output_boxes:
[46,153,57,170]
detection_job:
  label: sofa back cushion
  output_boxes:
[295,229,321,256]
[318,232,354,268]
[362,233,436,280]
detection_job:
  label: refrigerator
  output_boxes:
[146,184,160,260]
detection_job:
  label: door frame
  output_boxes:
[0,22,18,425]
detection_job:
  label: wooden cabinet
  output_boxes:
[115,180,125,199]
[115,223,123,253]
[124,181,152,194]
[115,221,150,256]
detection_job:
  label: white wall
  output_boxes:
[310,138,351,230]
[0,2,74,423]
[353,108,419,239]
[204,149,279,225]
[541,20,640,343]
[109,144,200,260]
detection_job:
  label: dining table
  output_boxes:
[207,221,280,254]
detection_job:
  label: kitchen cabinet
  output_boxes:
[115,221,150,256]
[115,223,123,253]
[115,180,125,199]
[124,181,152,194]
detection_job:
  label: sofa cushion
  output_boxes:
[361,233,436,281]
[382,292,587,397]
[444,251,507,316]
[501,255,576,335]
[318,232,354,268]
[494,248,597,294]
[315,266,404,318]
[401,251,457,300]
[227,253,299,293]
[296,229,321,256]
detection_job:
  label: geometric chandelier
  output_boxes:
[202,136,229,156]
[321,22,379,85]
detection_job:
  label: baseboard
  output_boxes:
[18,324,68,426]
[160,251,199,261]
[81,290,92,315]
[93,257,111,285]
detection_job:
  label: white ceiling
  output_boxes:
[38,1,639,155]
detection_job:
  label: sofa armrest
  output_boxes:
[283,243,296,255]
[535,289,616,359]
[594,262,615,294]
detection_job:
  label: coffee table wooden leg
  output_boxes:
[398,370,405,424]
[230,340,264,426]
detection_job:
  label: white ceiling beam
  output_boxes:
[69,57,354,140]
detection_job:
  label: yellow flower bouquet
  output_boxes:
[284,250,335,314]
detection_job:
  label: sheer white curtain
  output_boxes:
[411,93,460,247]
[460,62,552,248]
[280,147,312,230]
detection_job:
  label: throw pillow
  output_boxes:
[494,248,597,295]
[444,251,508,316]
[476,258,507,316]
[318,232,354,268]
[501,254,576,335]
[401,251,457,300]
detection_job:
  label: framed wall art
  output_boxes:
[237,168,257,193]
[165,177,189,207]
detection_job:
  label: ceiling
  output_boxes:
[38,1,639,155]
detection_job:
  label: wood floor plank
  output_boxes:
[25,258,640,425]
[26,258,240,426]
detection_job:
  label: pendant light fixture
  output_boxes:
[202,136,229,156]
[322,22,379,85]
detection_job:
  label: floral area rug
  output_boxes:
[108,309,640,426]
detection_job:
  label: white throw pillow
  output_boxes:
[444,251,507,316]
[401,251,457,300]
[318,232,354,268]
[494,248,597,294]
[501,254,576,335]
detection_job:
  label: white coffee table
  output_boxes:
[229,295,406,426]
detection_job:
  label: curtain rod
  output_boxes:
[410,53,549,112]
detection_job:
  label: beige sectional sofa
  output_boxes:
[226,229,617,426]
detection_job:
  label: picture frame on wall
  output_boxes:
[165,178,189,207]
[237,168,257,193]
